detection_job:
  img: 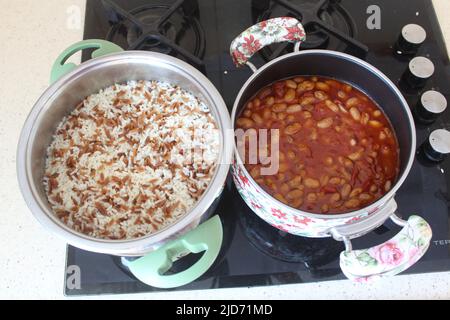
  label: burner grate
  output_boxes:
[252,0,369,61]
[102,0,206,69]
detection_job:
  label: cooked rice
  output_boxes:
[43,80,220,240]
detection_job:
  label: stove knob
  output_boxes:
[395,24,427,55]
[402,56,435,88]
[421,129,450,163]
[415,90,447,124]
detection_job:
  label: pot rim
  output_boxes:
[231,49,416,220]
[17,50,233,255]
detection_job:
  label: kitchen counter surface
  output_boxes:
[1,0,449,299]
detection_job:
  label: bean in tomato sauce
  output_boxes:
[236,76,400,214]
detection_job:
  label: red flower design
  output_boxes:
[242,35,262,55]
[272,224,289,232]
[231,49,247,66]
[345,216,362,225]
[293,216,312,226]
[239,174,250,187]
[250,201,262,209]
[271,208,287,220]
[284,26,305,41]
[373,242,404,266]
[258,20,268,30]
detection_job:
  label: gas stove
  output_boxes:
[65,0,450,295]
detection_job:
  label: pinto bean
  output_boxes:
[359,193,372,201]
[349,107,361,121]
[349,188,362,198]
[300,96,316,106]
[265,96,275,106]
[317,117,333,129]
[385,180,392,192]
[287,150,296,160]
[341,184,351,198]
[236,118,254,128]
[297,81,315,92]
[337,90,347,99]
[291,197,304,208]
[330,193,341,203]
[316,82,330,91]
[329,177,341,185]
[343,84,353,92]
[284,89,296,102]
[344,198,360,209]
[346,97,359,108]
[251,113,263,125]
[302,111,312,119]
[286,104,302,113]
[325,100,339,112]
[280,183,290,194]
[304,178,320,188]
[259,88,272,99]
[361,112,370,125]
[286,79,298,89]
[285,123,302,135]
[369,120,383,128]
[348,148,364,161]
[320,174,330,186]
[274,193,287,203]
[287,189,304,199]
[306,193,318,202]
[288,176,302,188]
[321,204,330,213]
[324,156,334,166]
[273,103,287,112]
[314,91,328,101]
[278,113,287,120]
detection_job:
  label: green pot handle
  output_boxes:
[125,215,223,289]
[50,39,124,83]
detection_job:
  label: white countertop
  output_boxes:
[1,0,450,299]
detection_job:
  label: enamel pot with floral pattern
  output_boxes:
[230,17,432,282]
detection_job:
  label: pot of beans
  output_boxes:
[230,17,432,281]
[17,40,234,288]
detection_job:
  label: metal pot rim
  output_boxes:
[17,51,233,255]
[231,49,416,220]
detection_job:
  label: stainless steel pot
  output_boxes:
[17,40,233,288]
[230,17,432,281]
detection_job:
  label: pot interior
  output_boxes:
[234,50,415,182]
[23,52,230,248]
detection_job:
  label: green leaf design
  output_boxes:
[355,252,378,267]
[416,238,426,248]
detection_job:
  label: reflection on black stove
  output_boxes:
[233,187,344,273]
[102,0,206,68]
[251,0,368,61]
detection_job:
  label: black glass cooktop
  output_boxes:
[65,0,450,296]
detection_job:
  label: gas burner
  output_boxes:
[102,0,206,69]
[251,0,368,61]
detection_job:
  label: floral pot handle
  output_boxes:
[333,203,432,282]
[50,39,123,83]
[230,17,306,70]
